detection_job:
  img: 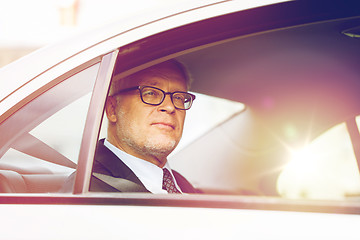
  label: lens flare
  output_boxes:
[277,122,360,199]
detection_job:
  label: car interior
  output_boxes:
[169,16,360,197]
[0,4,360,201]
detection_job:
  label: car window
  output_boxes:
[0,63,99,194]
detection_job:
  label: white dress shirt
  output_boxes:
[104,139,182,194]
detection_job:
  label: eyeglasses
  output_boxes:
[113,85,196,110]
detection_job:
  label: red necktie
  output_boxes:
[162,168,181,193]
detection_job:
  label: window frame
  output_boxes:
[73,50,119,194]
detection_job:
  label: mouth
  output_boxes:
[151,122,175,130]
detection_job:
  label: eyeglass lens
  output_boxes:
[140,87,192,110]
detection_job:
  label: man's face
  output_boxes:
[106,66,187,167]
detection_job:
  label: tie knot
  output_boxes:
[162,168,181,194]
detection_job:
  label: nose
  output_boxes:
[158,94,175,113]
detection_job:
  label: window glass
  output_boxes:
[29,93,92,169]
[277,121,360,200]
[2,93,92,173]
[0,63,99,193]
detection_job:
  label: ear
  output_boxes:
[105,96,118,123]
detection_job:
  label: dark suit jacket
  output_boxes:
[90,139,198,193]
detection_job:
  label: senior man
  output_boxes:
[89,60,198,193]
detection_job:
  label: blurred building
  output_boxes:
[0,0,167,67]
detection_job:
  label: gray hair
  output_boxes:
[109,59,192,96]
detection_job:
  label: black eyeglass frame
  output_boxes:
[112,85,196,110]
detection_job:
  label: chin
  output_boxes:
[144,138,178,155]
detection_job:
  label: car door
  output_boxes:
[1,1,360,239]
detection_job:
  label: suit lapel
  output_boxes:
[91,139,149,192]
[173,170,198,193]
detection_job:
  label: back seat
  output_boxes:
[0,170,27,193]
[0,169,71,193]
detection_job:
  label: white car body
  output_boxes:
[1,0,360,239]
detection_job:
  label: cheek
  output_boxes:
[117,103,151,131]
[115,101,135,129]
[117,96,141,119]
[177,112,186,132]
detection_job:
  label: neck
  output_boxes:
[107,137,167,168]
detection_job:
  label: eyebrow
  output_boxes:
[143,81,160,86]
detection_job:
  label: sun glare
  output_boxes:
[277,122,360,200]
